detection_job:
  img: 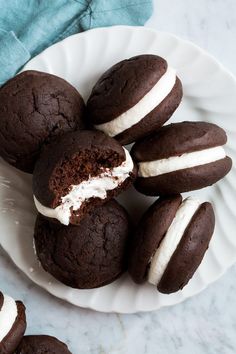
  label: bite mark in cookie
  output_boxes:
[34,148,133,225]
[33,130,136,225]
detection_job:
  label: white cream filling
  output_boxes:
[148,197,201,286]
[34,148,133,225]
[94,66,176,137]
[0,294,18,342]
[138,146,226,178]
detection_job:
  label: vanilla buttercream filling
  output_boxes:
[34,148,133,225]
[148,197,201,286]
[0,294,18,342]
[94,66,176,137]
[138,146,226,178]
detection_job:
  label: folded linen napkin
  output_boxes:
[0,0,152,85]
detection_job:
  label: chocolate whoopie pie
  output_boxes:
[87,54,183,145]
[14,335,72,354]
[0,291,26,354]
[131,121,232,196]
[34,200,131,289]
[33,130,136,225]
[0,70,85,173]
[128,195,215,294]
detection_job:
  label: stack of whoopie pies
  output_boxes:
[0,290,72,354]
[0,54,232,302]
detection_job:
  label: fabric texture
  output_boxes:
[0,0,152,85]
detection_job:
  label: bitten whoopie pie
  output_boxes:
[33,130,136,225]
[0,70,85,173]
[0,291,26,354]
[34,200,131,289]
[87,54,183,145]
[128,195,215,294]
[14,335,72,354]
[131,121,232,196]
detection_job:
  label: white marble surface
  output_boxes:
[1,1,236,353]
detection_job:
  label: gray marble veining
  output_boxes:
[1,1,236,353]
[147,0,236,77]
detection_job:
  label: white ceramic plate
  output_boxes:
[0,26,236,313]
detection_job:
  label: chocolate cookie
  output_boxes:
[87,54,183,145]
[0,292,26,354]
[0,70,85,173]
[14,335,72,354]
[128,195,215,293]
[131,121,232,196]
[34,200,131,289]
[33,130,136,225]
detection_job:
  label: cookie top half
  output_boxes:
[87,55,182,144]
[34,200,131,289]
[131,121,227,161]
[0,70,85,173]
[14,335,72,354]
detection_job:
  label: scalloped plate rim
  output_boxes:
[0,26,235,313]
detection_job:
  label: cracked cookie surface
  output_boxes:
[0,70,85,173]
[14,335,72,354]
[34,200,131,289]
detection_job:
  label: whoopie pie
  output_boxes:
[87,54,183,145]
[34,200,131,289]
[128,195,215,294]
[0,291,26,354]
[0,70,85,173]
[131,121,232,196]
[33,130,136,225]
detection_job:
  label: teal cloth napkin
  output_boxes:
[0,0,153,86]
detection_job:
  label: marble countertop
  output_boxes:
[1,1,236,353]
